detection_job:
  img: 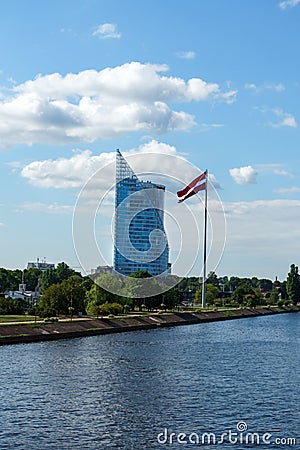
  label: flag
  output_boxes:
[177,171,207,203]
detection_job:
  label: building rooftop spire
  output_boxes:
[116,149,138,183]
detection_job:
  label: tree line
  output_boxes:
[0,262,299,316]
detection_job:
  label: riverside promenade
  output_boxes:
[0,306,299,346]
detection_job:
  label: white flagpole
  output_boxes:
[202,170,208,309]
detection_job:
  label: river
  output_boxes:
[0,313,299,449]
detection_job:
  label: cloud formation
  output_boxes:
[20,202,73,214]
[279,0,300,9]
[273,186,300,194]
[255,163,294,178]
[273,169,294,177]
[93,23,121,39]
[259,107,298,128]
[176,51,196,60]
[21,140,221,195]
[245,82,285,93]
[0,62,235,148]
[229,165,257,185]
[20,141,186,189]
[271,109,297,128]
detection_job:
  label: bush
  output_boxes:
[43,317,59,323]
[0,297,27,315]
[98,302,123,316]
[109,302,123,315]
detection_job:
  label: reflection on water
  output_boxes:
[0,313,299,449]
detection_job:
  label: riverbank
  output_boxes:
[0,305,299,346]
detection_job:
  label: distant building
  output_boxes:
[5,289,34,302]
[27,258,55,271]
[91,265,114,275]
[113,150,170,277]
[5,273,41,304]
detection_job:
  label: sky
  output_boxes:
[1,0,300,281]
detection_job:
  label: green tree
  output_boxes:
[56,262,78,283]
[206,271,219,288]
[62,275,86,315]
[286,264,300,306]
[258,278,273,292]
[0,268,11,292]
[85,275,129,314]
[85,283,112,314]
[127,271,152,310]
[268,289,279,305]
[39,276,86,317]
[162,287,182,310]
[24,268,42,291]
[41,269,59,292]
[39,283,65,316]
[245,294,258,308]
[195,283,219,306]
[41,262,80,292]
[129,270,151,279]
[0,269,23,292]
[0,297,27,314]
[231,283,261,306]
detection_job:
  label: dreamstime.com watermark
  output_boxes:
[157,421,297,446]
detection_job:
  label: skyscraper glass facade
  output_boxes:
[113,150,170,276]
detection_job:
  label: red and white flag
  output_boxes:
[177,171,207,203]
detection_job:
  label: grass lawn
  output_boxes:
[0,315,36,323]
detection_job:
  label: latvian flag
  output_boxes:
[177,170,207,203]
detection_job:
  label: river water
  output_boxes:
[0,313,299,449]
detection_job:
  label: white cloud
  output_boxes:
[20,202,73,214]
[245,83,257,90]
[229,166,257,185]
[176,51,196,60]
[200,123,224,131]
[259,107,298,128]
[245,82,285,93]
[279,0,300,9]
[0,62,234,148]
[21,140,221,202]
[216,89,238,104]
[208,173,222,189]
[21,140,186,189]
[273,168,294,177]
[281,115,297,128]
[21,149,112,189]
[256,163,294,178]
[93,23,121,39]
[273,186,300,194]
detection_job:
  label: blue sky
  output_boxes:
[1,0,300,280]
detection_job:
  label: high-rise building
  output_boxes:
[113,150,170,276]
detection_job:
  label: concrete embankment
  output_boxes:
[0,306,299,346]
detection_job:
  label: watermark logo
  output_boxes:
[72,152,226,298]
[157,421,297,446]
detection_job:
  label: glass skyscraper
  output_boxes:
[113,150,170,276]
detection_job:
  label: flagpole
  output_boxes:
[201,170,208,309]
